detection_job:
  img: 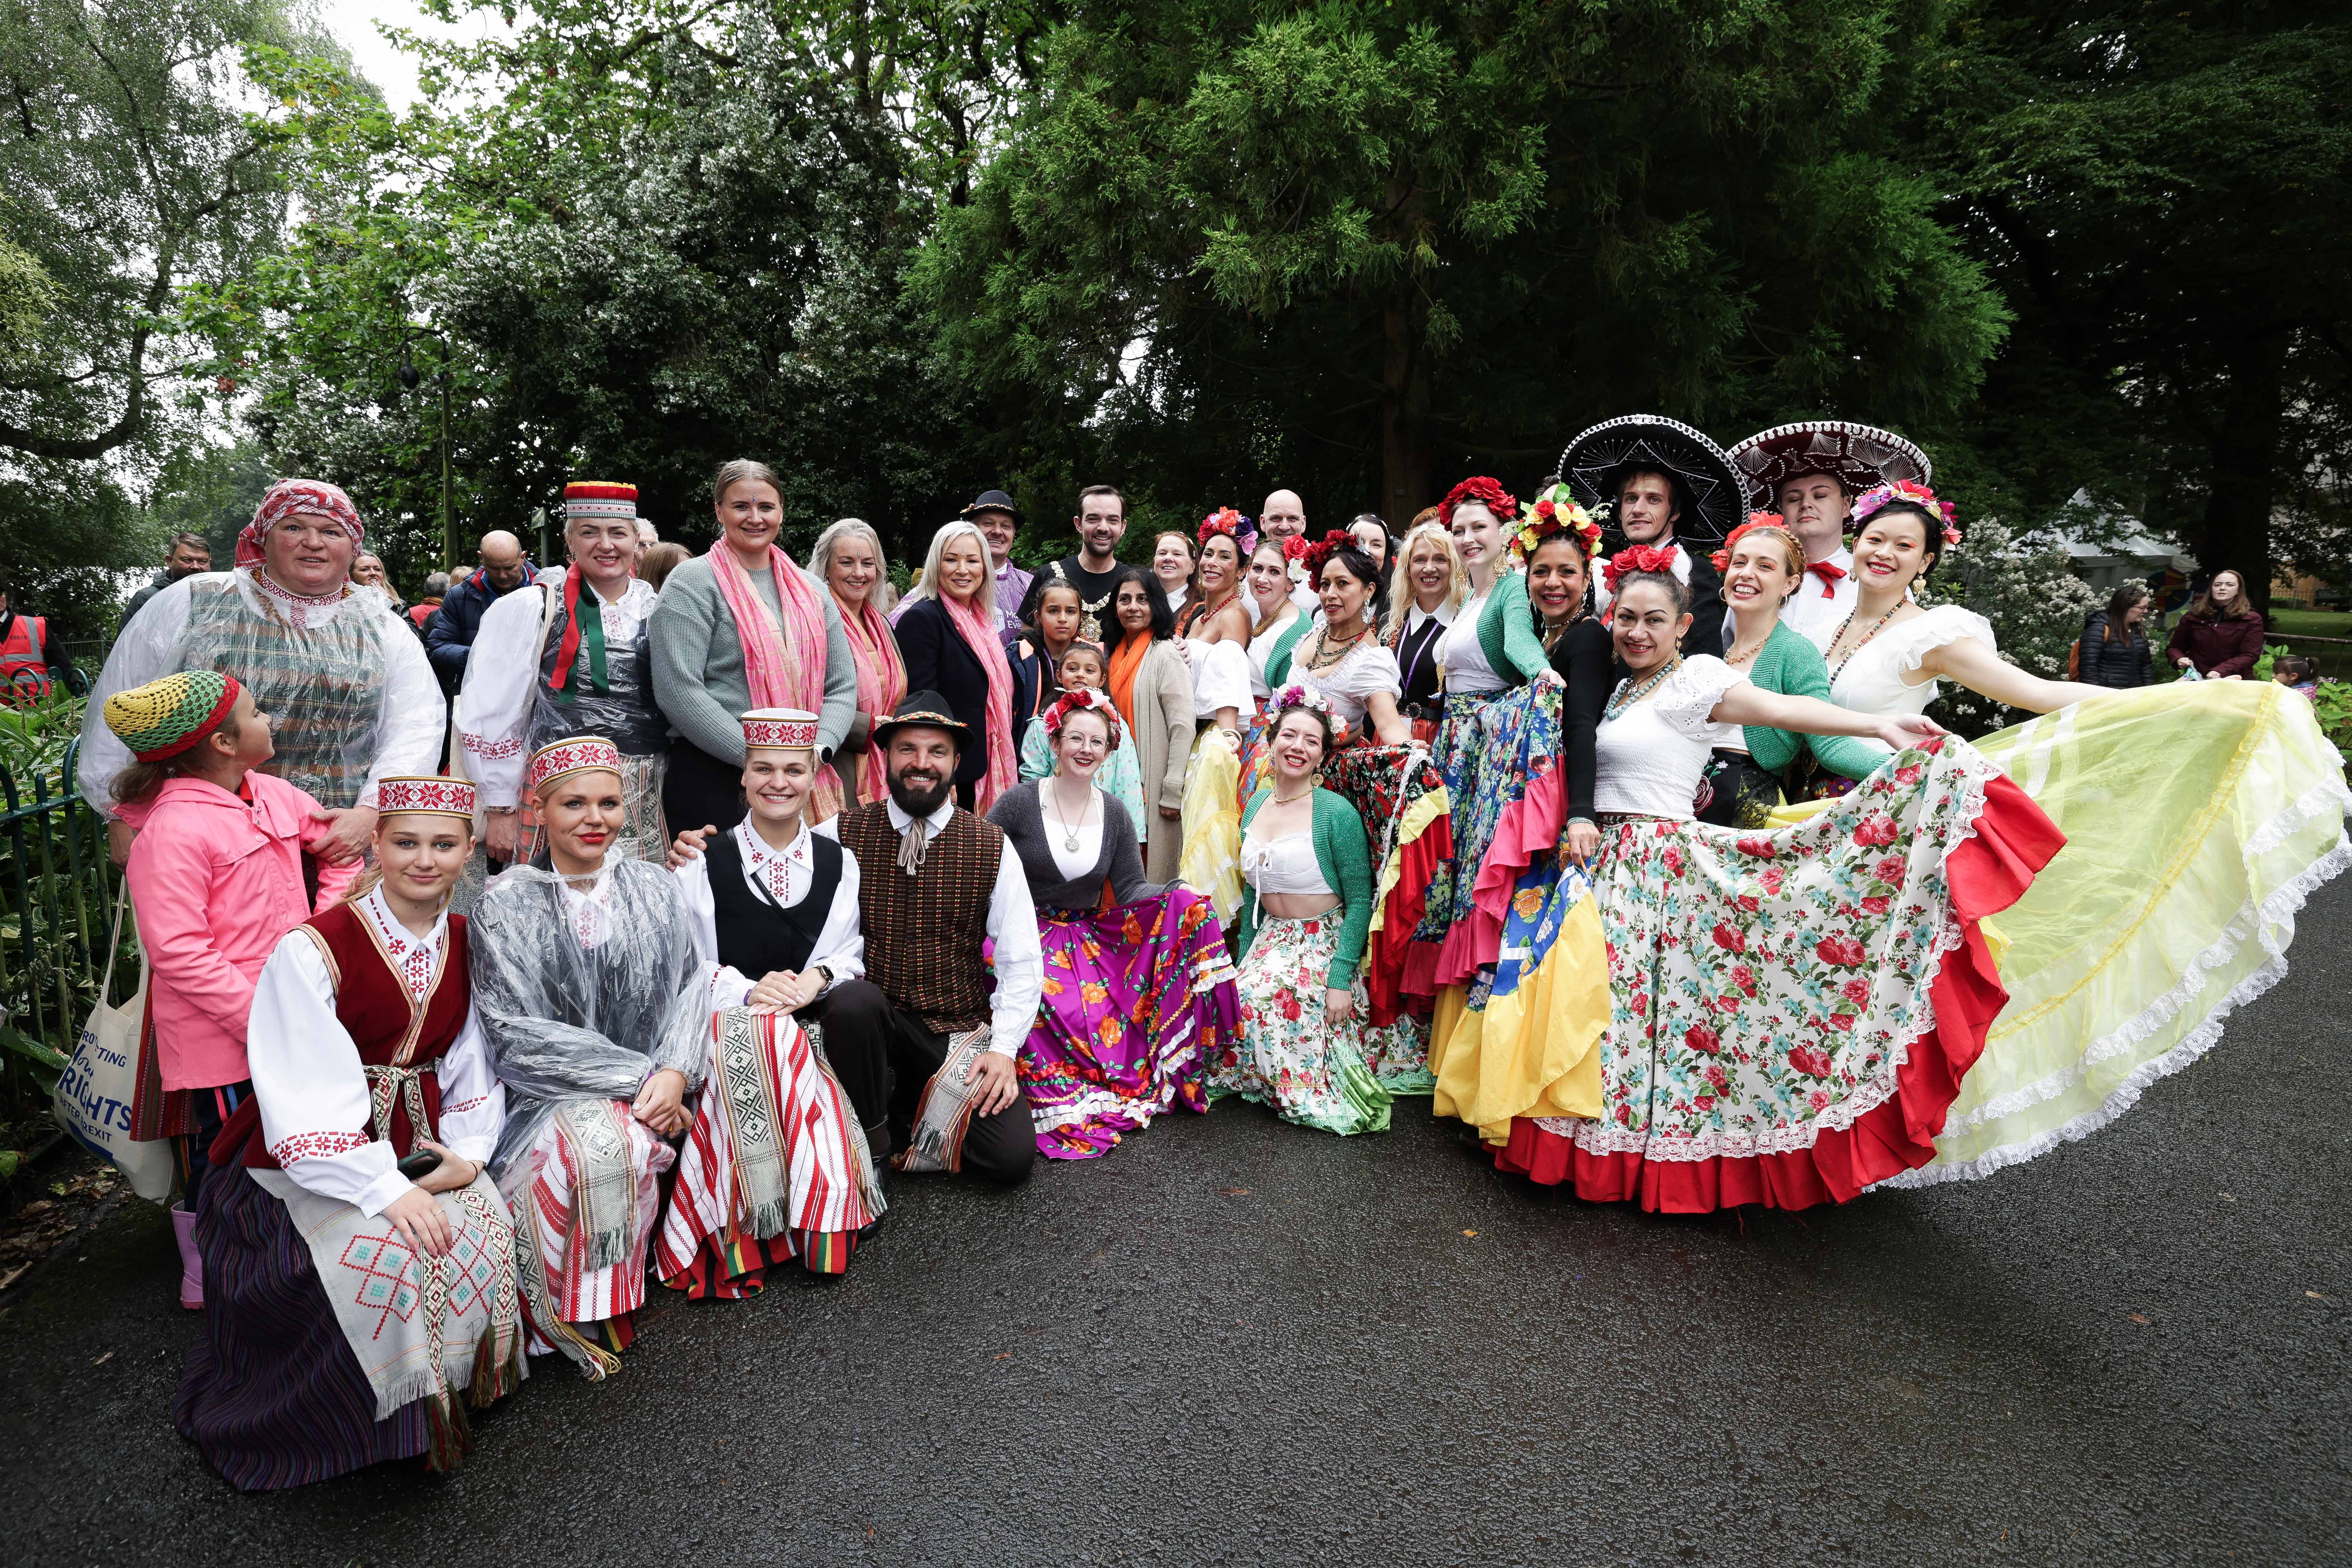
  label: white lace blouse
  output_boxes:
[1828,604,1996,718]
[1289,640,1404,726]
[1592,656,1751,820]
[1241,829,1332,896]
[1188,637,1254,721]
[1439,586,1503,694]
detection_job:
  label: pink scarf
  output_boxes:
[836,591,907,804]
[940,587,1019,811]
[710,540,844,821]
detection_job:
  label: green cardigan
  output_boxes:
[1474,570,1553,687]
[1259,612,1314,690]
[1742,621,1887,781]
[1235,785,1375,989]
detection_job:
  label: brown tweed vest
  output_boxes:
[838,800,1004,1034]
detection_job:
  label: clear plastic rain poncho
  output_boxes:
[468,858,713,1177]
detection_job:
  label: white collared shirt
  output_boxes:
[673,816,865,1013]
[882,795,1043,1062]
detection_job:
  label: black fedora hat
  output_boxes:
[959,489,1022,525]
[871,691,971,751]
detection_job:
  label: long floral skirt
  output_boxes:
[1499,736,2064,1211]
[1180,725,1244,923]
[1214,915,1411,1136]
[1410,682,1563,987]
[1021,889,1241,1158]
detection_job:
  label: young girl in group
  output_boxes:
[1018,640,1148,828]
[104,671,359,1311]
[1007,579,1086,748]
[175,777,522,1490]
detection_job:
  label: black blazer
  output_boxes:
[893,596,994,794]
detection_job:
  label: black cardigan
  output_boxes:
[1679,552,1726,660]
[1546,617,1613,823]
[893,596,996,794]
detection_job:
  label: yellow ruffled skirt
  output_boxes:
[1779,681,2349,1187]
[1180,726,1244,924]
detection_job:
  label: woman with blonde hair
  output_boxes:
[1381,519,1468,744]
[807,517,906,803]
[650,458,858,834]
[894,519,1018,810]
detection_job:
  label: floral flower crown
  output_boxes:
[1710,512,1807,574]
[1438,475,1517,530]
[1509,485,1603,564]
[1270,681,1333,718]
[1042,686,1123,751]
[1853,480,1961,546]
[1301,529,1360,588]
[1602,543,1682,593]
[1198,506,1258,554]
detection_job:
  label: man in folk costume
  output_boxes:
[80,477,444,866]
[1561,415,1746,660]
[1723,421,1934,653]
[660,709,889,1297]
[472,737,713,1376]
[838,693,1043,1183]
[177,777,525,1492]
[456,481,671,883]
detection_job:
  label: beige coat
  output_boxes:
[1126,638,1195,883]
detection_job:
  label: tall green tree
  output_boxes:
[1929,0,2352,598]
[916,0,2009,521]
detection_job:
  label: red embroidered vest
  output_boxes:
[214,902,474,1169]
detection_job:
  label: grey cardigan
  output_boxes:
[987,781,1158,911]
[648,553,858,764]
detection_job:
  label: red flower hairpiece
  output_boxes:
[1852,480,1962,546]
[1042,687,1123,752]
[1280,535,1310,562]
[1437,476,1517,530]
[1510,485,1603,564]
[1303,529,1357,588]
[1710,513,1805,573]
[1602,544,1682,593]
[1197,506,1258,555]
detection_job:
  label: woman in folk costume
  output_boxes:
[1380,517,1468,746]
[1423,492,1614,1144]
[650,458,859,835]
[1174,507,1258,921]
[807,518,906,805]
[660,710,887,1298]
[1693,513,1893,826]
[988,689,1240,1159]
[1214,694,1417,1135]
[1722,419,1932,653]
[472,737,714,1375]
[1774,485,2350,1191]
[1261,530,1444,1072]
[176,779,523,1491]
[893,520,1022,811]
[1235,536,1310,807]
[1016,638,1150,828]
[456,481,670,900]
[1492,550,2060,1211]
[1104,567,1196,884]
[80,477,443,865]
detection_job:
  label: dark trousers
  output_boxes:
[177,1080,249,1212]
[877,1005,1035,1185]
[663,740,748,837]
[798,981,895,1150]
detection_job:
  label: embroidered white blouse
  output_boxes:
[1439,585,1503,694]
[244,887,505,1218]
[456,576,660,809]
[1289,640,1404,726]
[672,817,865,1013]
[1592,656,1751,821]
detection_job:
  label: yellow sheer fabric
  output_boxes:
[1180,730,1245,923]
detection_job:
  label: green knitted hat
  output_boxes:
[103,671,241,760]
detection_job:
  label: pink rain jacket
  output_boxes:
[121,773,359,1090]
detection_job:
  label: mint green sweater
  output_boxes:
[1235,786,1375,988]
[1742,621,1887,780]
[1474,570,1552,687]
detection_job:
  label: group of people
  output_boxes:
[75,414,2348,1494]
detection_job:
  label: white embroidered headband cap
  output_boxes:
[526,735,625,797]
[375,775,478,820]
[741,707,820,752]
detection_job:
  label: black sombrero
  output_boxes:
[870,691,971,751]
[1724,421,1932,510]
[1559,415,1744,545]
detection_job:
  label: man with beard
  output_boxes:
[832,692,1041,1183]
[1018,484,1126,643]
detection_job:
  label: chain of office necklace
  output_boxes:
[1604,655,1683,720]
[1304,620,1372,673]
[1826,600,1904,683]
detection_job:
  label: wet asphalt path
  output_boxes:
[4,878,2348,1568]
